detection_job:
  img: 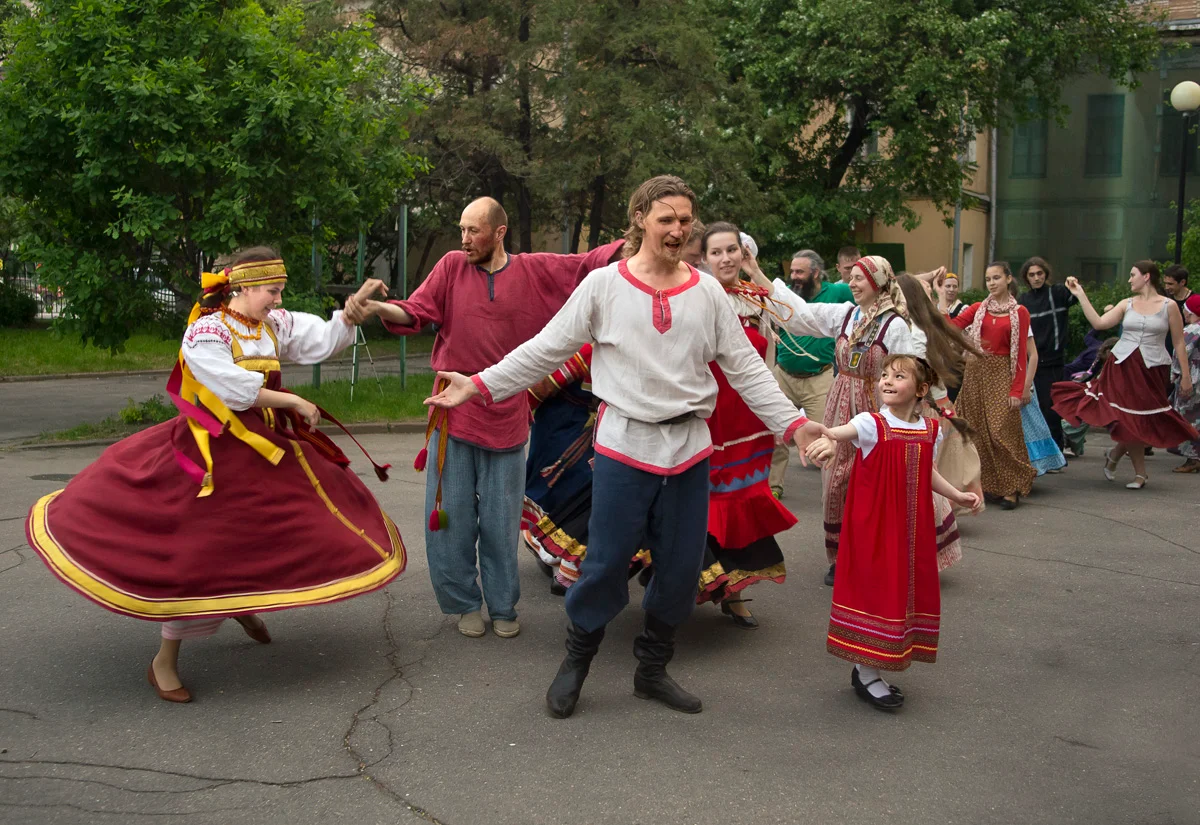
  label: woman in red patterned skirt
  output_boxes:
[806,354,981,710]
[696,223,796,627]
[25,250,406,703]
[1052,262,1197,489]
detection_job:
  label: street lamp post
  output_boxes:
[1170,81,1200,263]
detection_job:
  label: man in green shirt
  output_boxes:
[768,250,853,498]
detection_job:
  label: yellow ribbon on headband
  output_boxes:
[186,270,231,325]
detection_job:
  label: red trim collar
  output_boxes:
[618,259,700,296]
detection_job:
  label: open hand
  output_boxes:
[424,371,480,409]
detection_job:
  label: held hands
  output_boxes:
[1008,395,1023,410]
[424,371,480,409]
[1064,276,1085,297]
[1020,387,1033,407]
[344,278,390,325]
[804,435,837,467]
[791,420,834,468]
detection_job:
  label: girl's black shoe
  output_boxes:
[850,667,904,710]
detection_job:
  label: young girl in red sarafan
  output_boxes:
[805,354,982,710]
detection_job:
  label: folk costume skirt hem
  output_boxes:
[1052,352,1200,448]
[25,413,406,622]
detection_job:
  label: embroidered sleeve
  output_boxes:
[181,320,263,411]
[770,279,853,338]
[270,309,355,365]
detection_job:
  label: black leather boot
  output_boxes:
[545,622,605,718]
[632,613,702,713]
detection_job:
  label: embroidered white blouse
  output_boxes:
[473,261,808,474]
[769,278,915,356]
[181,309,356,410]
[850,407,943,460]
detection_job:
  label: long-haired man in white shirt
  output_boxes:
[425,176,829,719]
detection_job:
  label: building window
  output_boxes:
[1085,94,1125,177]
[1160,105,1200,177]
[1011,120,1048,178]
[1078,259,1119,283]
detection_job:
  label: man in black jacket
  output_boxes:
[1019,256,1076,450]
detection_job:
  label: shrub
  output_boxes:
[0,279,37,326]
[118,394,177,425]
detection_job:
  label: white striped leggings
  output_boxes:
[161,617,237,640]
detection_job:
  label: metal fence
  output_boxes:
[5,269,65,320]
[5,268,183,320]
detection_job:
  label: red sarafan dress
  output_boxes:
[25,307,406,622]
[827,409,942,671]
[699,290,796,602]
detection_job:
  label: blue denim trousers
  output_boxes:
[565,454,710,633]
[424,432,524,621]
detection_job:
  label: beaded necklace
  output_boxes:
[219,305,264,341]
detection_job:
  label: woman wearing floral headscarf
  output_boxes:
[944,262,1036,509]
[754,255,914,586]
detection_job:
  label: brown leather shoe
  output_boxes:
[236,615,271,644]
[147,663,192,703]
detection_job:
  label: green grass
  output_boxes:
[32,376,435,443]
[293,374,435,423]
[0,327,180,376]
[0,326,435,377]
[33,395,177,443]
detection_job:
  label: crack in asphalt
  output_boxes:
[0,758,359,787]
[0,707,39,720]
[965,544,1200,587]
[0,799,259,818]
[0,545,27,575]
[341,588,451,824]
[0,515,25,523]
[1020,500,1200,556]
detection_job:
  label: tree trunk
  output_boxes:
[415,231,438,286]
[570,201,586,253]
[587,174,606,249]
[516,3,534,252]
[825,94,871,192]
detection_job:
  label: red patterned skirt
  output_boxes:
[1052,351,1200,448]
[25,410,406,622]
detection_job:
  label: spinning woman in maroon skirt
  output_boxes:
[25,249,406,703]
[1052,262,1197,490]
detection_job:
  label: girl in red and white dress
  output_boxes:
[806,354,981,710]
[25,249,405,703]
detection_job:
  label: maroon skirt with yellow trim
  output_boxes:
[25,408,406,622]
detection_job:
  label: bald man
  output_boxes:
[366,198,623,639]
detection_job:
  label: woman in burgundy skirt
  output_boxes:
[1051,261,1197,489]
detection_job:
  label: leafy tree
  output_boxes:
[715,0,1163,259]
[0,0,427,350]
[375,0,759,259]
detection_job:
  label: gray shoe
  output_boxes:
[457,611,486,638]
[493,618,520,638]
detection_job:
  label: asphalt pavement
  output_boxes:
[0,433,1197,824]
